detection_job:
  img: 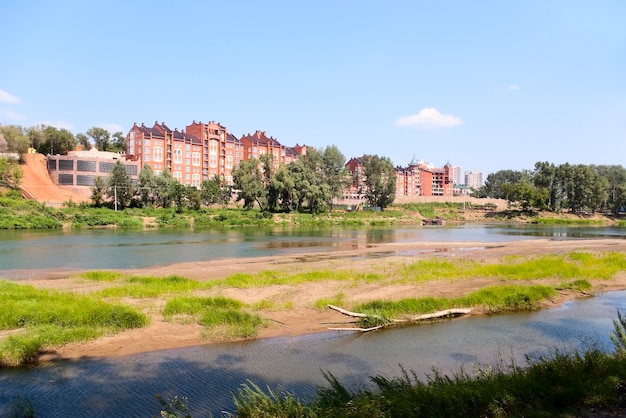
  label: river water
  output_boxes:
[1,224,626,416]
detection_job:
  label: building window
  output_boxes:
[144,155,150,162]
[226,155,233,169]
[173,148,182,163]
[144,139,150,146]
[154,146,163,162]
[192,173,200,187]
[192,152,201,166]
[209,154,217,168]
[173,171,182,183]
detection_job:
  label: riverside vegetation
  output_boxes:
[4,253,626,417]
[4,191,626,415]
[1,189,625,230]
[2,251,624,366]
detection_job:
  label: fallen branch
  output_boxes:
[327,305,472,332]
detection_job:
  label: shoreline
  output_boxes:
[12,238,626,363]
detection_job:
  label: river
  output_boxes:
[1,223,626,416]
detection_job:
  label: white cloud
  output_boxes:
[395,108,463,129]
[0,89,21,104]
[96,123,124,133]
[507,84,520,91]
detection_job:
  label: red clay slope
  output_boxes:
[19,153,89,206]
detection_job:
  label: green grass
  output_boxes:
[0,280,148,365]
[212,269,366,289]
[232,347,626,418]
[398,252,626,283]
[67,208,143,228]
[96,275,205,298]
[163,296,264,338]
[80,270,125,282]
[352,285,557,320]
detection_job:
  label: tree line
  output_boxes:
[472,162,626,214]
[0,124,126,158]
[99,146,397,213]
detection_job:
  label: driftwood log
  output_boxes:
[327,305,472,332]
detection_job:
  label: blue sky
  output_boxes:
[1,1,624,176]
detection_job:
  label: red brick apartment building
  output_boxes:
[345,156,453,198]
[126,121,306,186]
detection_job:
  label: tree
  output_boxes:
[533,161,559,211]
[110,132,126,153]
[0,156,23,188]
[232,159,267,210]
[90,176,106,207]
[106,161,134,209]
[361,154,396,210]
[137,164,158,207]
[504,180,546,211]
[86,127,111,151]
[268,164,297,212]
[483,170,530,200]
[592,165,626,214]
[154,169,177,208]
[38,126,76,155]
[27,125,46,151]
[201,176,230,208]
[0,125,29,157]
[320,145,349,208]
[76,133,91,150]
[0,133,7,153]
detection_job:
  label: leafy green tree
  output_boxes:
[76,133,91,150]
[566,164,597,213]
[201,176,230,208]
[361,154,396,210]
[320,145,349,208]
[533,161,560,211]
[86,127,111,151]
[504,180,546,211]
[154,169,177,208]
[184,185,202,211]
[268,164,297,212]
[27,125,46,151]
[90,176,106,207]
[137,164,158,207]
[233,159,267,210]
[106,161,134,209]
[592,165,626,214]
[38,126,76,155]
[110,131,126,153]
[0,156,23,188]
[483,169,530,200]
[0,125,29,157]
[172,183,186,213]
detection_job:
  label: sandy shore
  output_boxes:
[15,238,626,362]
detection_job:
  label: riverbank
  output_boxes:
[14,237,626,363]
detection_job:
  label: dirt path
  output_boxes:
[18,238,626,362]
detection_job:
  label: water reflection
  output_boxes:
[2,224,626,278]
[1,291,625,417]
